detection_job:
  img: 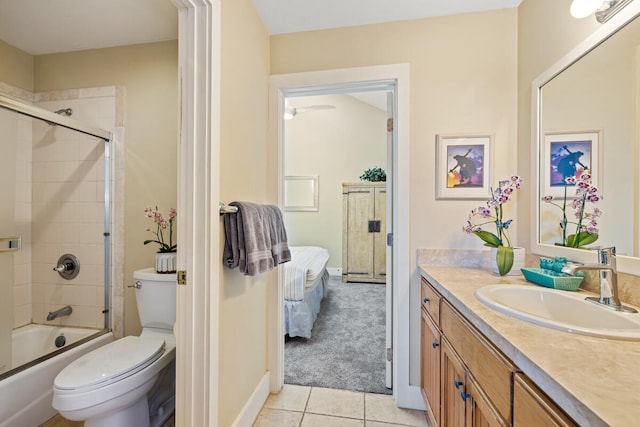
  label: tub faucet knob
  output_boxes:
[53,254,80,280]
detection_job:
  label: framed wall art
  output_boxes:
[436,134,492,199]
[542,131,601,198]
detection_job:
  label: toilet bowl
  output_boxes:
[52,268,177,427]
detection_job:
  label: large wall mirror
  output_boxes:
[533,2,640,274]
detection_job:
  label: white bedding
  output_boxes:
[284,246,330,301]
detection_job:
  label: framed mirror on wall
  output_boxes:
[532,1,640,273]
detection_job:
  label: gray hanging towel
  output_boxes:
[223,201,291,276]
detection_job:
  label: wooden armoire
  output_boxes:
[342,182,386,283]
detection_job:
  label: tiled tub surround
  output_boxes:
[1,82,125,338]
[419,265,640,426]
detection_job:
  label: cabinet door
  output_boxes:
[373,186,386,281]
[466,373,508,427]
[344,187,375,281]
[441,338,466,427]
[441,300,514,424]
[421,309,441,427]
[513,374,578,427]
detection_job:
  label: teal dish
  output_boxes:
[520,267,585,291]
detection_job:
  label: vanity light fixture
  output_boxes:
[570,0,635,23]
[570,0,606,18]
[594,0,634,23]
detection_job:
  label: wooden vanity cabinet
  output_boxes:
[421,277,515,427]
[513,374,578,427]
[420,275,580,427]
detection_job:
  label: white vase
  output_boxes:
[156,252,177,274]
[490,247,525,276]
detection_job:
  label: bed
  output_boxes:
[284,246,330,338]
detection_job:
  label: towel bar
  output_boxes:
[219,203,238,214]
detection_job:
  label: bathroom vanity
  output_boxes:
[419,266,640,427]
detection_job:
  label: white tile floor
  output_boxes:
[253,385,430,427]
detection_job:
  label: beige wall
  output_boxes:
[33,41,178,336]
[0,40,33,91]
[272,9,518,251]
[272,9,518,384]
[218,0,271,424]
[284,93,386,268]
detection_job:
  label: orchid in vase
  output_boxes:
[144,206,177,253]
[463,175,523,276]
[542,173,602,248]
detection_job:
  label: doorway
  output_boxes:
[269,64,417,407]
[281,89,392,394]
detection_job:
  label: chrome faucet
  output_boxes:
[47,305,73,321]
[562,247,637,313]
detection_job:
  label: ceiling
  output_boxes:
[0,0,522,55]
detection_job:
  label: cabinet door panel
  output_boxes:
[513,374,578,427]
[441,300,515,424]
[467,374,508,427]
[441,338,466,427]
[344,188,374,280]
[421,309,441,426]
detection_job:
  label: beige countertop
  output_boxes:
[419,265,640,427]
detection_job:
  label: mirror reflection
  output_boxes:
[538,14,640,257]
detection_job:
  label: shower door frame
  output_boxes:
[0,93,113,332]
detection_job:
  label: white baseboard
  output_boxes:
[326,267,342,277]
[231,372,270,427]
[396,385,427,410]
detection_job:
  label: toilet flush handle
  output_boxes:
[128,281,142,289]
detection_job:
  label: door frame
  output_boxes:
[173,0,220,424]
[268,64,423,409]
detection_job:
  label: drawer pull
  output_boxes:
[460,391,471,401]
[432,341,439,349]
[454,379,464,389]
[423,297,429,304]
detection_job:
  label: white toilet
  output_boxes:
[52,268,177,427]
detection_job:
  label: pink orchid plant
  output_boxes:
[463,175,523,275]
[144,206,177,253]
[542,173,602,248]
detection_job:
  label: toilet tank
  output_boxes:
[133,268,177,331]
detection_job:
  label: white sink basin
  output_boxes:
[475,285,640,340]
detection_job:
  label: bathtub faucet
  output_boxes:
[47,305,73,321]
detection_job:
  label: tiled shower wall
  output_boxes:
[31,88,117,329]
[2,82,124,333]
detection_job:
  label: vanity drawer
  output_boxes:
[421,277,441,324]
[440,299,516,424]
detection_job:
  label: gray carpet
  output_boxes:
[284,276,391,395]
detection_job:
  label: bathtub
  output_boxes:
[0,324,113,427]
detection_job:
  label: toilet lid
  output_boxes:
[55,336,165,391]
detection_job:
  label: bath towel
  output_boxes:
[223,201,291,276]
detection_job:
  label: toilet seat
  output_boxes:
[55,336,165,392]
